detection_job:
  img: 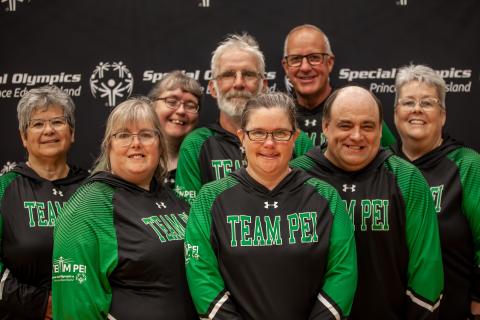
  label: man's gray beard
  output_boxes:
[217,96,247,118]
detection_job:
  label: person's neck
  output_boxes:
[165,135,181,171]
[246,166,291,191]
[27,156,69,181]
[219,112,241,135]
[401,136,443,161]
[296,85,332,110]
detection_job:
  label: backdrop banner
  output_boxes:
[1,0,478,172]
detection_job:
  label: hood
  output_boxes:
[12,162,88,185]
[206,122,241,146]
[87,171,160,194]
[231,167,311,197]
[306,146,393,176]
[391,134,463,168]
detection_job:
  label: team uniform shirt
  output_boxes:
[391,135,480,320]
[165,169,176,190]
[295,100,397,147]
[185,168,357,320]
[52,171,197,320]
[291,148,444,320]
[0,162,87,320]
[175,122,313,203]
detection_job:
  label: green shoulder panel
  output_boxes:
[384,156,443,304]
[52,181,118,320]
[305,178,357,316]
[290,153,316,171]
[380,121,396,147]
[175,127,215,204]
[447,147,480,265]
[293,130,314,158]
[185,175,239,315]
[0,172,19,273]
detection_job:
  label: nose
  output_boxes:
[43,121,55,133]
[263,133,276,146]
[175,102,187,114]
[350,127,362,140]
[412,101,424,113]
[130,134,142,147]
[232,72,246,90]
[299,57,312,72]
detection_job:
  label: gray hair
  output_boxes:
[323,85,383,123]
[148,70,203,108]
[211,33,266,78]
[17,85,75,135]
[92,97,168,182]
[241,92,297,130]
[395,64,446,109]
[283,24,333,57]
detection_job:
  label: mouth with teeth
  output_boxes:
[169,119,186,125]
[41,138,60,144]
[128,153,145,159]
[408,119,426,125]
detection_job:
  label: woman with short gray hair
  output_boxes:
[391,64,480,319]
[0,85,87,319]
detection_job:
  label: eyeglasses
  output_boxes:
[284,53,330,67]
[155,97,200,114]
[28,116,68,132]
[245,129,294,142]
[397,97,441,110]
[112,130,159,147]
[215,70,261,85]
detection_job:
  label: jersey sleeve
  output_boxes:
[0,173,49,319]
[293,130,314,158]
[387,156,443,319]
[52,182,118,320]
[175,128,213,205]
[185,178,243,320]
[306,179,357,320]
[447,148,480,301]
[290,152,317,171]
[380,120,396,147]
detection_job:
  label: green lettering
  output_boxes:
[163,214,186,238]
[142,216,167,242]
[264,216,282,245]
[430,185,444,213]
[211,160,223,180]
[36,202,47,227]
[361,200,372,231]
[159,215,180,240]
[24,201,36,227]
[252,216,266,246]
[240,215,252,246]
[343,199,356,231]
[299,212,312,243]
[287,213,299,244]
[226,215,240,247]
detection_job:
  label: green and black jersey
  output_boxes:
[294,100,397,147]
[0,163,87,319]
[185,168,357,320]
[392,135,480,320]
[291,148,443,320]
[52,171,196,320]
[175,122,313,204]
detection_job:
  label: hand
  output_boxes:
[44,292,52,320]
[472,300,480,318]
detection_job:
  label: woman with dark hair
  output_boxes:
[0,85,87,319]
[52,97,196,319]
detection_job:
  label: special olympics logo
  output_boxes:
[0,161,17,175]
[2,0,29,12]
[90,61,134,107]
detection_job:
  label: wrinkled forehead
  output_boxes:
[217,48,261,72]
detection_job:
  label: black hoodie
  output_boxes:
[392,136,480,320]
[0,162,87,319]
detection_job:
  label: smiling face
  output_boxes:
[323,88,382,171]
[209,48,267,117]
[21,104,74,163]
[109,120,160,189]
[153,88,199,141]
[394,81,446,150]
[282,27,334,104]
[237,107,298,184]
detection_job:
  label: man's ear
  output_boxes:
[209,80,218,99]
